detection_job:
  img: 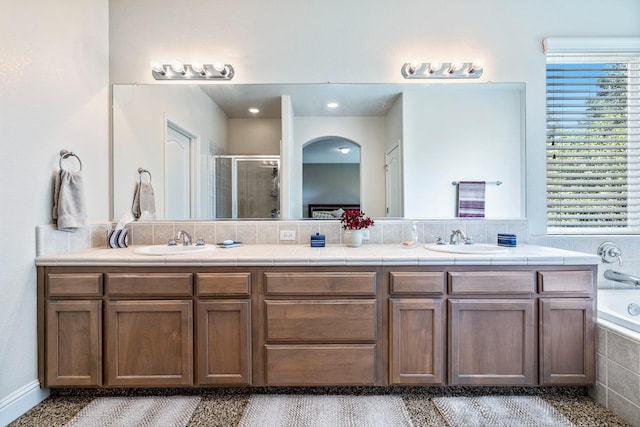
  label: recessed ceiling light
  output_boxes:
[248,107,260,114]
[327,102,339,109]
[338,147,351,154]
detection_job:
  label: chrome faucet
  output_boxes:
[175,230,192,246]
[449,229,467,245]
[604,269,640,287]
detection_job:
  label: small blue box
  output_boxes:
[311,233,325,247]
[497,233,517,247]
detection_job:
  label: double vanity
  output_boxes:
[36,243,598,389]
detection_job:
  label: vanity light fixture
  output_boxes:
[151,61,235,80]
[338,147,351,154]
[401,61,483,79]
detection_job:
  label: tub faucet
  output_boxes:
[176,230,192,246]
[449,229,467,245]
[604,269,640,287]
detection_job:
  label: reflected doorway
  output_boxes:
[302,137,361,218]
[385,145,402,217]
[165,122,198,220]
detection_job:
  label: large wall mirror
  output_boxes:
[112,83,525,220]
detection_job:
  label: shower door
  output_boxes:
[215,155,280,219]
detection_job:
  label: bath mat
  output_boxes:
[239,394,413,427]
[64,396,201,427]
[432,395,574,427]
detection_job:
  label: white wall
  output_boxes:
[108,0,640,234]
[0,0,109,423]
[228,119,281,155]
[294,117,387,217]
[112,85,228,219]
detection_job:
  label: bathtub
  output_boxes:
[598,289,640,334]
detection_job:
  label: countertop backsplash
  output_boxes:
[36,219,529,257]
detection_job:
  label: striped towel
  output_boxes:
[457,181,485,218]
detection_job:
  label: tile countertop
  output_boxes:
[35,244,600,267]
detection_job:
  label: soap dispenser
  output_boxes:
[411,222,419,245]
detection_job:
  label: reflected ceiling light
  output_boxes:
[151,60,235,80]
[327,102,339,109]
[338,147,351,154]
[401,61,483,79]
[248,107,260,114]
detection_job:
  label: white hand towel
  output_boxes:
[52,169,88,231]
[132,182,156,220]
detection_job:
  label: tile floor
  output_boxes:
[8,386,632,426]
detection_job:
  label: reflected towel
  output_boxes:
[52,169,88,231]
[132,182,156,219]
[457,181,486,218]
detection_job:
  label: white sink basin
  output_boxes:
[424,243,509,255]
[133,244,215,256]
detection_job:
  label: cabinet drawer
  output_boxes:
[265,300,376,341]
[390,272,445,295]
[196,273,251,296]
[264,272,376,296]
[106,273,192,297]
[448,271,535,294]
[538,270,594,294]
[265,344,375,385]
[48,273,103,297]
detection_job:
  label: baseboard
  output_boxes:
[0,380,49,426]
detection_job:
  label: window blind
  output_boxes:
[546,55,640,231]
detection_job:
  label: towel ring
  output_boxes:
[59,150,82,172]
[138,167,152,183]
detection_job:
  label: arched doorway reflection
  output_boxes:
[302,137,361,218]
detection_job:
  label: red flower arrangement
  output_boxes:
[340,209,374,230]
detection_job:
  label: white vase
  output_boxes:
[343,229,363,247]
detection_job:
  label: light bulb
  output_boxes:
[467,61,483,74]
[428,62,443,73]
[213,62,228,75]
[191,62,205,74]
[327,102,339,109]
[448,62,464,74]
[408,61,422,74]
[248,107,260,114]
[170,62,185,74]
[150,61,165,74]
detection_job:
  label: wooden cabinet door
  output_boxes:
[389,299,444,385]
[539,298,595,385]
[46,300,102,386]
[197,300,251,385]
[105,300,193,386]
[448,299,536,385]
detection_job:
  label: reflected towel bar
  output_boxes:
[452,180,502,186]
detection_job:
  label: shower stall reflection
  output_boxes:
[214,155,280,218]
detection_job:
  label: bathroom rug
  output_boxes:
[64,395,201,427]
[432,395,574,427]
[238,394,413,427]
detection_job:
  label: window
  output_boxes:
[545,38,640,233]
